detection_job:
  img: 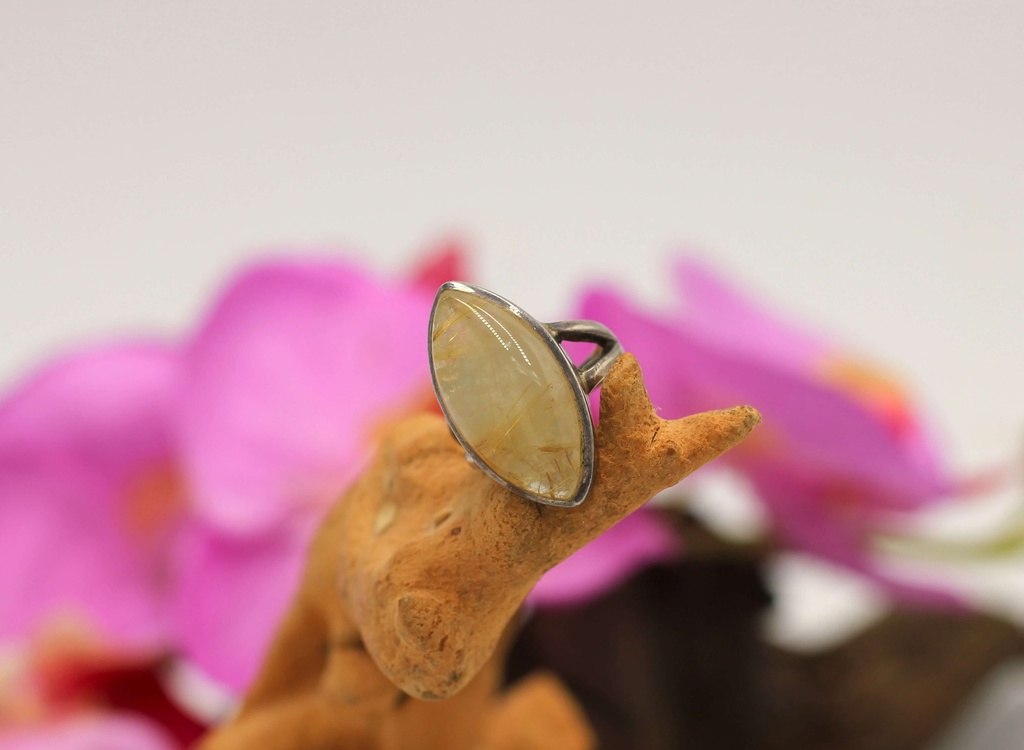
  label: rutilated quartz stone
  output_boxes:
[430,287,585,502]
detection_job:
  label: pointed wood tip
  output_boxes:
[646,404,761,488]
[717,404,762,435]
[671,403,762,449]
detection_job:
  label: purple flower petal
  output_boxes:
[580,285,950,510]
[749,463,962,608]
[0,714,176,750]
[529,509,682,608]
[576,259,961,603]
[178,257,436,536]
[0,459,169,648]
[671,258,824,368]
[0,344,180,648]
[0,342,179,488]
[171,519,313,692]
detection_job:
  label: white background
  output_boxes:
[2,2,1022,744]
[2,2,1021,472]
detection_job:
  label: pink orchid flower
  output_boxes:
[0,250,458,712]
[0,343,182,651]
[0,714,177,750]
[0,244,702,738]
[0,345,205,747]
[171,253,452,690]
[576,258,961,606]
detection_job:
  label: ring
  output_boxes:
[428,281,623,508]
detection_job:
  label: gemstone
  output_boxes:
[430,285,587,504]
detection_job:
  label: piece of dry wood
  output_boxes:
[476,672,596,750]
[199,353,760,749]
[765,610,1024,750]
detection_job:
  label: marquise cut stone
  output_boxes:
[430,288,586,502]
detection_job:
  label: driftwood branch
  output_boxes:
[200,354,760,750]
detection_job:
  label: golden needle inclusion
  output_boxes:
[430,288,585,502]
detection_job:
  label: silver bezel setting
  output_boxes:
[427,281,621,508]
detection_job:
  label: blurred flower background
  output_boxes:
[1,3,1022,749]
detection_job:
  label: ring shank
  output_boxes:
[545,320,624,392]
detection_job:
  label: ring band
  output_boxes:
[545,319,622,393]
[428,281,623,508]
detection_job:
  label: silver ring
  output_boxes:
[428,281,622,508]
